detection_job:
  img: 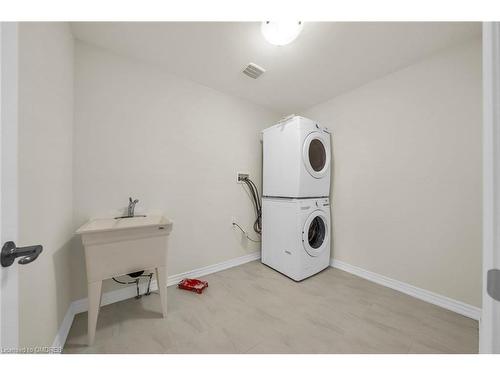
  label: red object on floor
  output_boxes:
[178,278,208,294]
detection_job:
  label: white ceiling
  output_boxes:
[71,22,481,114]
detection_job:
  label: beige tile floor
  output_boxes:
[63,261,478,354]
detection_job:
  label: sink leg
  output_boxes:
[87,280,102,346]
[156,266,167,318]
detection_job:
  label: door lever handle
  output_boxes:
[1,241,43,267]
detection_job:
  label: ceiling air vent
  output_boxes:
[243,63,266,79]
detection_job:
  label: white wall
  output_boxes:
[72,42,279,299]
[17,23,74,347]
[304,38,482,307]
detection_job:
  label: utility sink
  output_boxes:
[76,214,169,235]
[76,214,173,345]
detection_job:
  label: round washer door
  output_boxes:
[302,210,329,257]
[303,132,330,179]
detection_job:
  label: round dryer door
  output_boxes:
[302,210,329,257]
[303,132,330,179]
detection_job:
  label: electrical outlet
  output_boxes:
[237,172,249,183]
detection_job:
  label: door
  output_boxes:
[302,210,329,257]
[303,131,330,179]
[0,22,19,350]
[481,22,500,354]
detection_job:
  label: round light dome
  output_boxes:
[261,21,303,46]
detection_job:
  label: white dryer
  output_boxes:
[262,116,331,198]
[261,197,331,281]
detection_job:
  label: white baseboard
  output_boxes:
[53,251,261,350]
[166,251,261,286]
[330,258,481,321]
[52,303,77,350]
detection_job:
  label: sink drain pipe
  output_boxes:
[112,272,154,299]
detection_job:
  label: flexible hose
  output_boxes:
[232,176,262,241]
[232,222,261,242]
[242,177,262,234]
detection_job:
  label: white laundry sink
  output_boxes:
[76,214,173,345]
[76,214,172,281]
[76,214,170,235]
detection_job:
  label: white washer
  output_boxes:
[262,116,331,198]
[261,197,331,281]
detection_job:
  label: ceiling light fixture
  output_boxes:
[261,21,303,46]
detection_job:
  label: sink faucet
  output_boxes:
[128,197,139,217]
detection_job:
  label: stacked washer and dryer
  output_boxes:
[261,116,331,281]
